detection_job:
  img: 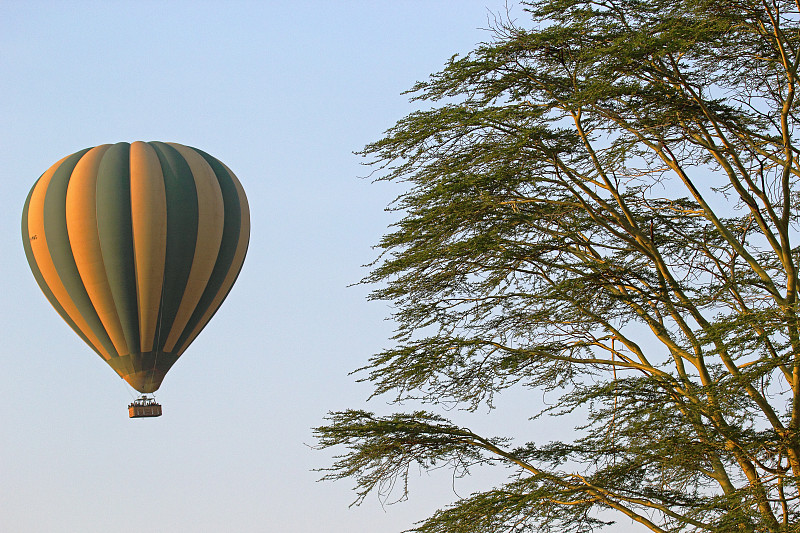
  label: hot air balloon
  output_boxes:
[22,142,250,416]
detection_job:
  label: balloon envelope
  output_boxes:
[22,142,250,393]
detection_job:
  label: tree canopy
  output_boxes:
[315,0,800,531]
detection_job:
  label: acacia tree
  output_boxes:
[314,0,800,531]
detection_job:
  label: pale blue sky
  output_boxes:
[0,2,647,532]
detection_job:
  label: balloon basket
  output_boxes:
[128,396,162,418]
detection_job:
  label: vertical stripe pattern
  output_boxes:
[22,142,250,393]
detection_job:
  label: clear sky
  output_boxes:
[0,2,647,532]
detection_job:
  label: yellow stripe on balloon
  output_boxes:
[28,154,113,361]
[162,143,225,351]
[65,144,129,356]
[175,163,249,356]
[130,141,168,352]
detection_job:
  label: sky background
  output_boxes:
[0,2,646,532]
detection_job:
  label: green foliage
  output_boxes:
[315,0,800,531]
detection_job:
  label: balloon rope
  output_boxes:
[121,377,138,400]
